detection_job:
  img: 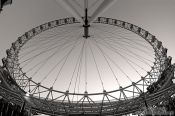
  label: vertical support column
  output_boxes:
[83,0,90,38]
[83,8,90,38]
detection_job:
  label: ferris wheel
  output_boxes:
[1,0,175,115]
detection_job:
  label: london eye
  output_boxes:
[0,0,175,116]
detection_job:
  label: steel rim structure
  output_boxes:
[5,17,165,95]
[0,0,175,115]
[1,16,175,115]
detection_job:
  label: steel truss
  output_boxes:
[0,17,175,115]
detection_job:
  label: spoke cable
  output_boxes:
[91,37,121,86]
[19,30,82,68]
[94,27,153,55]
[68,39,85,90]
[40,35,82,83]
[94,36,153,67]
[19,28,81,58]
[52,36,82,87]
[93,36,143,77]
[21,26,79,51]
[93,35,152,73]
[88,40,105,90]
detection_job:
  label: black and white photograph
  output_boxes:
[0,0,175,116]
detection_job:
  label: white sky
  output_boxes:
[0,0,175,64]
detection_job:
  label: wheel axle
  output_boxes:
[83,8,90,39]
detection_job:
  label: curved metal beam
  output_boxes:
[89,0,118,23]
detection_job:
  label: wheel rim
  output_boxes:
[5,17,167,108]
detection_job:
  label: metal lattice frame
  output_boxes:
[2,17,174,115]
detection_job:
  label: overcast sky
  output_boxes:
[0,0,175,65]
